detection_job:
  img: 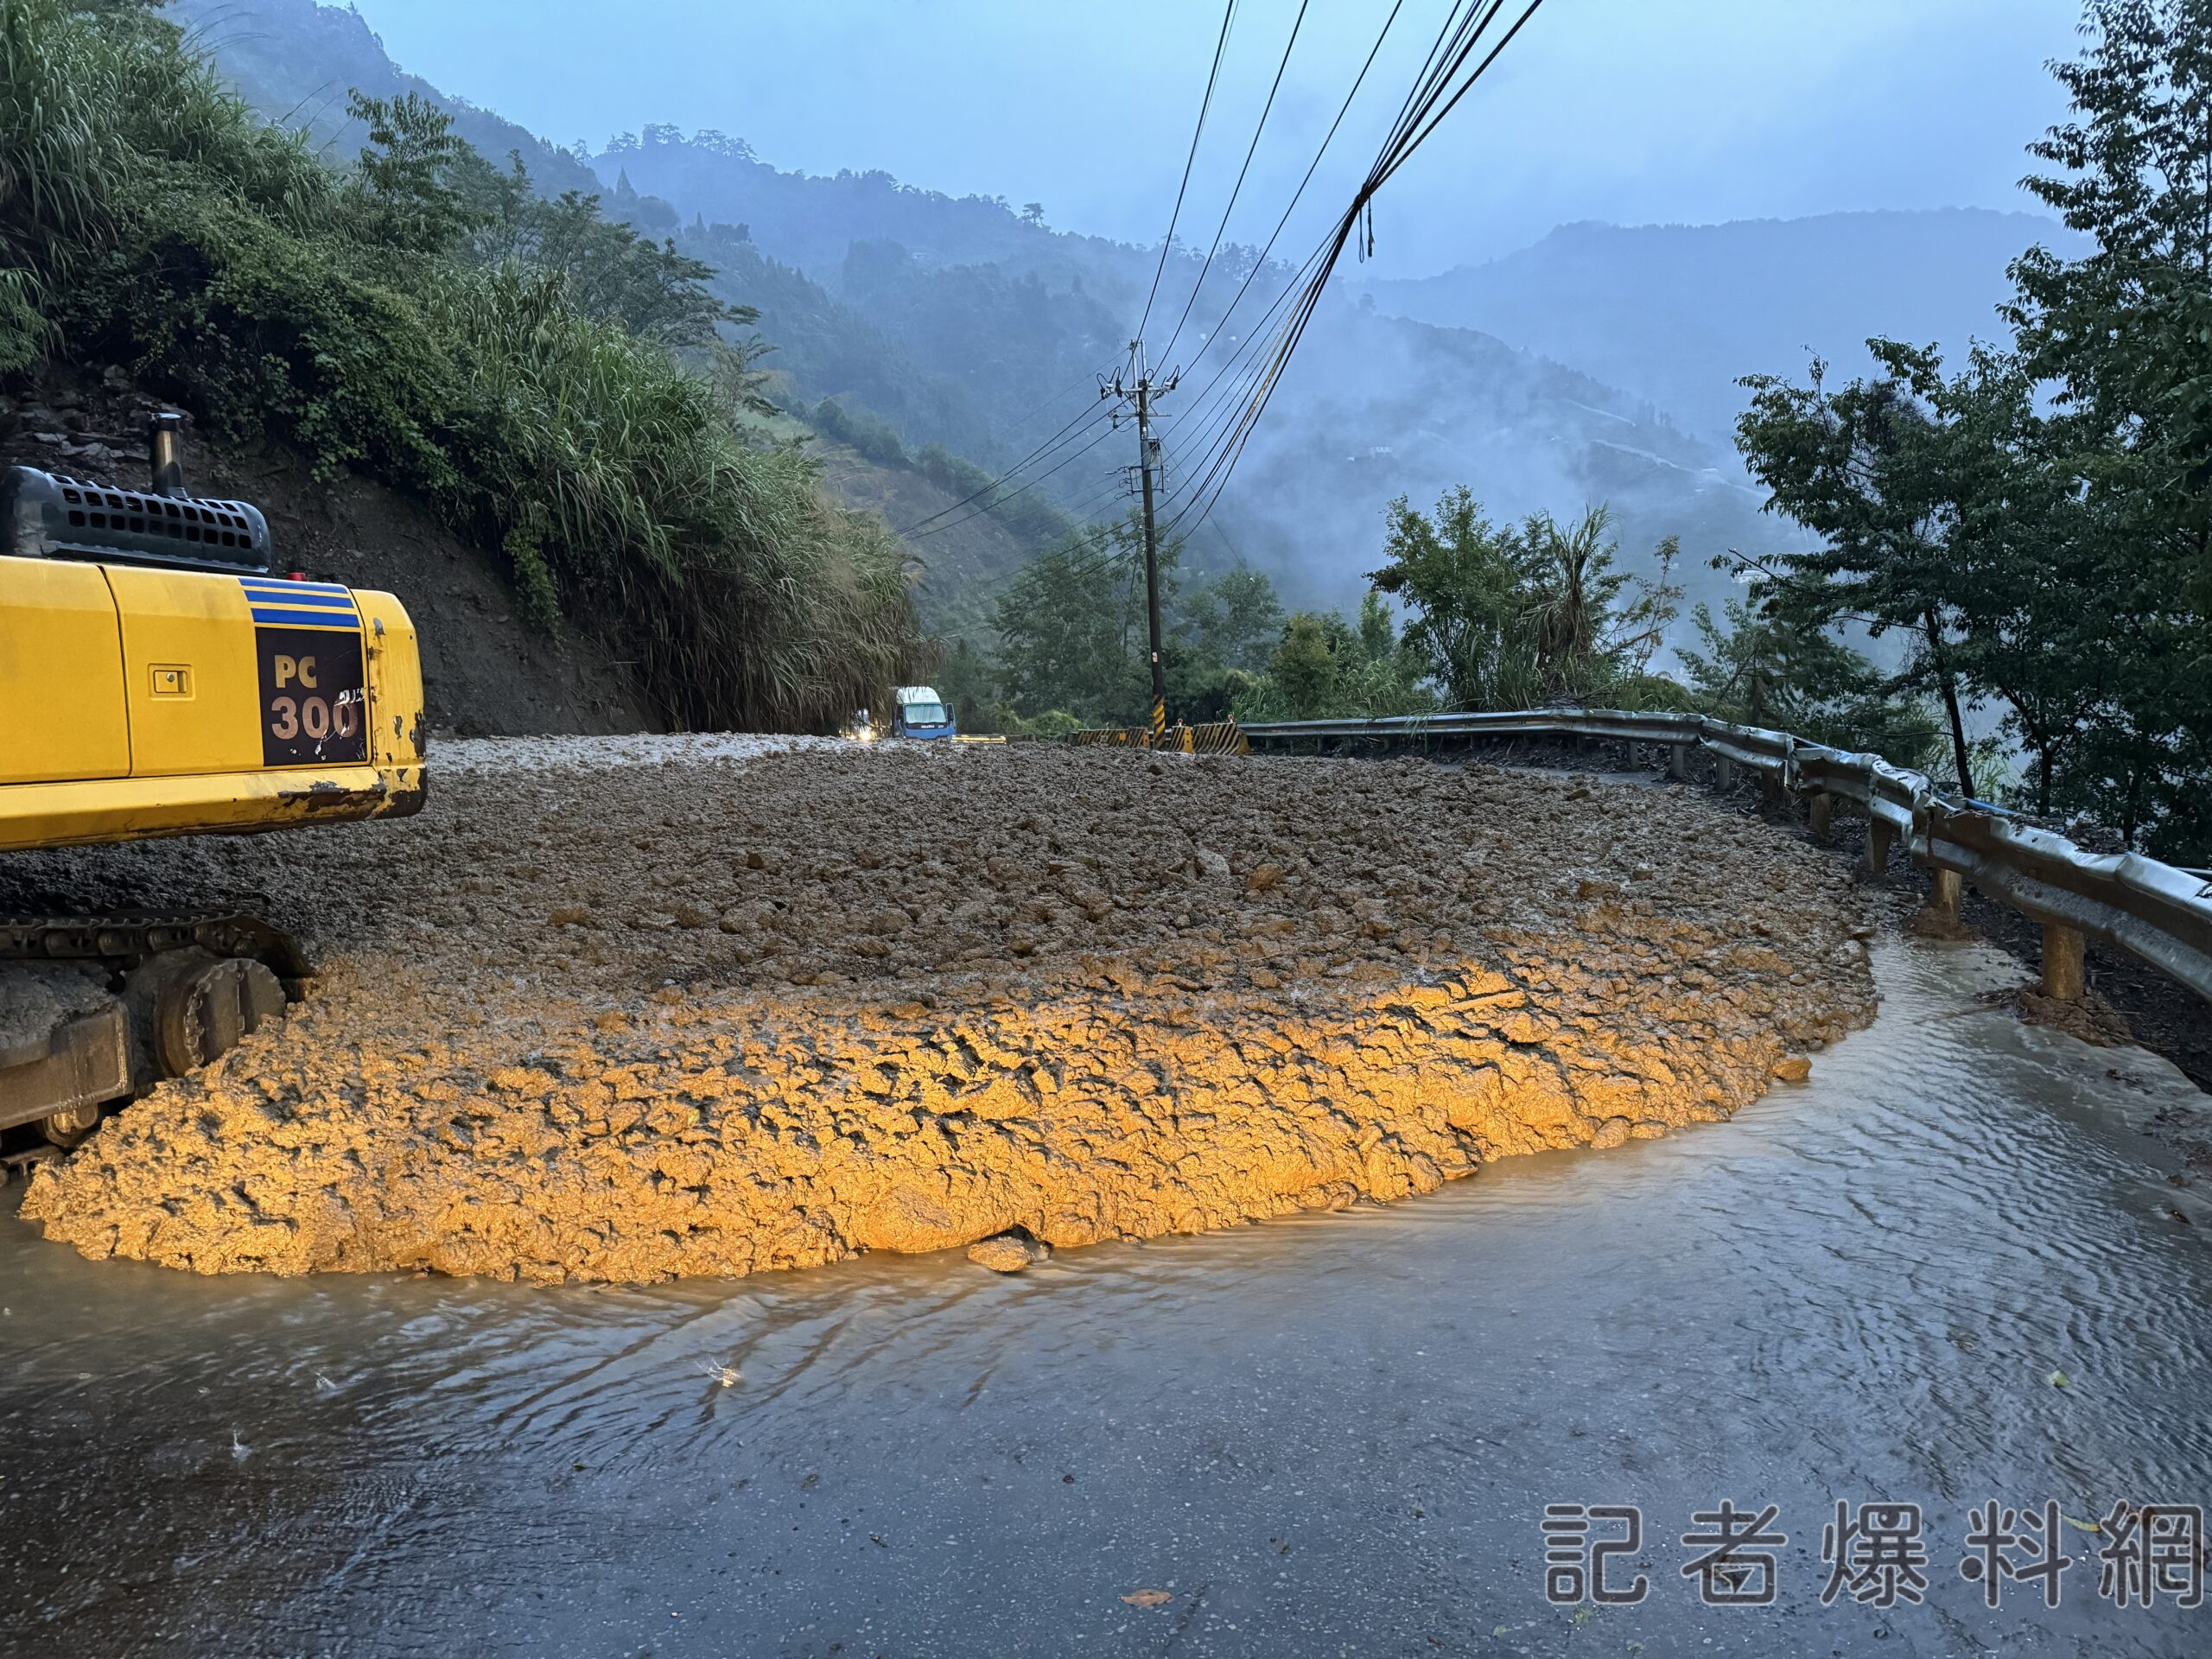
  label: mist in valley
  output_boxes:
[172,0,2081,647]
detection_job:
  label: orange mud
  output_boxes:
[4,741,1877,1281]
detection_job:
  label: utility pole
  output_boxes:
[1103,340,1179,746]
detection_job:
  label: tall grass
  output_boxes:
[0,0,921,731]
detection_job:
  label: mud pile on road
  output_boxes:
[6,740,1878,1281]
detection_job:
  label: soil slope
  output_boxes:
[1,372,654,736]
[6,742,1878,1282]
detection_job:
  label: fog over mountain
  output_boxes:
[171,0,2079,626]
[1356,210,2082,447]
[301,0,2081,279]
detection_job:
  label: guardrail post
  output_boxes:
[1668,743,1689,780]
[1865,818,1896,874]
[1715,755,1736,789]
[1808,791,1833,839]
[2041,922,2087,1001]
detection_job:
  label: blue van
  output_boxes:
[891,685,958,741]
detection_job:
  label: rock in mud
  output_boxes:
[1,741,1879,1283]
[967,1233,1050,1273]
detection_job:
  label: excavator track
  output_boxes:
[0,912,308,1149]
[1,912,312,992]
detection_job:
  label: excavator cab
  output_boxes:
[0,416,428,1148]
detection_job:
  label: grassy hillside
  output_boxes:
[168,0,1100,590]
[1,0,922,732]
[807,444,1037,643]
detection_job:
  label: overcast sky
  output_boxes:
[348,0,2085,275]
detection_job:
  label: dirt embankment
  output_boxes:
[5,742,1878,1282]
[0,370,654,736]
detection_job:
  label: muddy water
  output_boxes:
[2,937,2208,1659]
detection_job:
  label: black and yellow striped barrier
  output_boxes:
[1071,718,1248,756]
[1186,718,1248,754]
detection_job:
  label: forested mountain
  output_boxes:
[1357,210,2075,444]
[592,126,1807,617]
[1222,303,1784,614]
[171,0,596,194]
[602,129,1143,296]
[168,6,1822,624]
[165,4,2036,640]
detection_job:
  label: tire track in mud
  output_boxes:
[3,740,1878,1281]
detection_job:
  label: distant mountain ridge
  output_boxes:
[172,0,598,194]
[592,126,1796,614]
[173,1,2013,626]
[1357,209,2078,443]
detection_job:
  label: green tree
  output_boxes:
[1179,565,1286,675]
[344,92,489,254]
[1677,598,1942,768]
[1735,344,1983,796]
[1367,486,1545,709]
[2003,0,2212,854]
[488,188,742,348]
[1726,1,2212,853]
[1234,594,1434,721]
[1268,612,1343,719]
[1923,347,2113,813]
[1367,489,1678,709]
[990,514,1177,724]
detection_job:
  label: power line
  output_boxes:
[1377,1,1549,191]
[993,366,1110,447]
[1136,0,1241,341]
[934,513,1147,628]
[1160,0,1552,547]
[890,397,1111,537]
[1145,0,1418,504]
[945,0,1551,670]
[1058,468,1145,523]
[1173,0,1411,386]
[903,416,1125,543]
[1156,0,1315,368]
[896,0,1390,569]
[1154,238,1332,486]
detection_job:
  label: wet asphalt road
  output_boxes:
[2,938,2208,1658]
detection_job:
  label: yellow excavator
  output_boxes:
[0,415,426,1148]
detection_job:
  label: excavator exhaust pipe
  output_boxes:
[149,412,188,499]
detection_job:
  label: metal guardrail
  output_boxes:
[1238,709,2212,1005]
